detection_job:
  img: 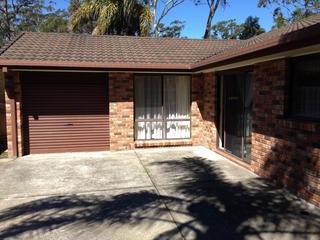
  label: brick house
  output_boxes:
[0,14,319,206]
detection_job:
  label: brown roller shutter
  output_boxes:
[21,72,109,154]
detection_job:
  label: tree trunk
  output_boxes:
[3,0,12,40]
[204,2,214,39]
[153,0,158,36]
[92,26,100,35]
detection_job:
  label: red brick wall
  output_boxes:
[6,72,219,155]
[191,73,218,150]
[5,87,13,157]
[107,72,218,150]
[190,61,319,207]
[108,73,135,151]
[191,74,204,145]
[4,72,22,158]
[202,72,218,150]
[4,66,319,207]
[251,59,320,206]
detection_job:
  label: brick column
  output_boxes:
[4,71,22,158]
[202,72,218,150]
[15,75,23,156]
[108,73,134,151]
[191,74,204,146]
[191,73,218,150]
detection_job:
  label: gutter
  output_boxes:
[0,60,192,72]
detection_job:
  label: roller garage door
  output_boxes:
[21,72,109,154]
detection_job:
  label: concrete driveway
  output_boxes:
[0,147,319,240]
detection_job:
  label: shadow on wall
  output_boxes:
[251,52,320,205]
[0,156,319,239]
[255,135,319,205]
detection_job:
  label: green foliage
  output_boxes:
[211,16,265,40]
[70,0,152,36]
[272,7,288,28]
[258,0,320,28]
[39,10,69,33]
[158,20,185,38]
[68,0,95,33]
[68,0,84,13]
[239,16,265,39]
[0,0,69,46]
[0,0,49,43]
[211,19,241,39]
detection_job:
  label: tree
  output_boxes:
[211,16,265,40]
[148,0,185,36]
[68,0,95,33]
[239,16,265,39]
[0,0,68,46]
[158,20,185,37]
[194,0,228,39]
[0,0,54,44]
[69,0,83,13]
[69,0,152,36]
[211,19,240,39]
[39,9,69,33]
[258,0,320,28]
[272,7,288,29]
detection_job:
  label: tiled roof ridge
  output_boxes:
[0,32,25,56]
[195,41,242,63]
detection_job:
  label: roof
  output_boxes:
[193,14,320,70]
[0,33,237,70]
[0,14,320,71]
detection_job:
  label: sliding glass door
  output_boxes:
[219,71,252,163]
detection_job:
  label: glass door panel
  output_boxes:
[223,75,243,158]
[220,71,252,162]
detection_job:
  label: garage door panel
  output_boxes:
[29,146,110,154]
[21,72,110,154]
[28,116,109,128]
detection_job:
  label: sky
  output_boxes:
[51,0,279,39]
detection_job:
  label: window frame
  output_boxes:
[134,74,192,141]
[288,53,320,122]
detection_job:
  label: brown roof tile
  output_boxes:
[193,13,320,70]
[0,14,320,71]
[0,32,237,69]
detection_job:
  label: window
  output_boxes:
[290,54,320,120]
[135,75,191,140]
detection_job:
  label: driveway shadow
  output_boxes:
[149,157,320,239]
[0,155,319,239]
